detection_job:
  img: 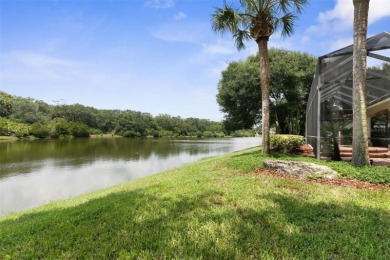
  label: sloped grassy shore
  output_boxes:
[1,147,389,259]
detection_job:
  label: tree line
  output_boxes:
[0,91,255,139]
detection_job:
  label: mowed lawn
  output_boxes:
[1,147,389,259]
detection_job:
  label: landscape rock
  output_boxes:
[263,160,338,180]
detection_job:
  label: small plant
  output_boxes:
[270,134,304,153]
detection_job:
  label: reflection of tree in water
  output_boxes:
[0,138,240,178]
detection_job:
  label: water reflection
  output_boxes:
[0,137,260,216]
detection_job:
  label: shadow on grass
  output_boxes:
[1,184,389,259]
[228,193,390,258]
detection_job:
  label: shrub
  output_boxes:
[230,129,256,137]
[123,130,140,137]
[0,117,8,135]
[49,118,71,138]
[14,125,30,138]
[30,122,50,138]
[270,134,304,153]
[70,122,90,138]
[0,117,30,137]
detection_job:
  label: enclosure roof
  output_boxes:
[318,32,390,107]
[319,32,390,60]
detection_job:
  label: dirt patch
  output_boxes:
[252,168,390,190]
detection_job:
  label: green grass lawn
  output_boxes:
[1,147,389,259]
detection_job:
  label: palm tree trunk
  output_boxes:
[352,0,370,166]
[258,39,270,154]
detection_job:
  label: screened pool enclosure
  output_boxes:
[306,32,390,159]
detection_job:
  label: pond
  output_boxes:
[0,137,260,217]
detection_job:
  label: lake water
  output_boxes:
[0,137,260,217]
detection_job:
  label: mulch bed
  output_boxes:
[259,145,390,189]
[252,168,390,190]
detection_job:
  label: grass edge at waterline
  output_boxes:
[1,147,389,259]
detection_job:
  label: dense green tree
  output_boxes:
[9,97,50,124]
[352,0,370,166]
[217,58,261,131]
[212,0,308,154]
[69,122,90,138]
[268,49,316,135]
[52,104,98,128]
[115,111,157,137]
[217,49,316,135]
[1,91,228,139]
[0,91,13,117]
[95,110,121,133]
[51,118,71,138]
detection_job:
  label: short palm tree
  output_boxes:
[212,0,308,154]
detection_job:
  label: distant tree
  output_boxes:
[369,62,390,75]
[70,122,90,138]
[30,122,50,139]
[52,104,97,128]
[96,110,121,133]
[0,90,228,138]
[115,111,157,137]
[9,97,43,124]
[52,118,71,138]
[352,0,370,166]
[0,91,13,117]
[212,0,308,154]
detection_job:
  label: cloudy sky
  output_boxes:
[1,0,389,121]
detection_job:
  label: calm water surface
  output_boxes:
[0,137,260,217]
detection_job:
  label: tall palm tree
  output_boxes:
[352,0,370,166]
[212,0,308,154]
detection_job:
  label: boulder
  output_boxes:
[263,160,338,180]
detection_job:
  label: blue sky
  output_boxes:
[1,0,389,121]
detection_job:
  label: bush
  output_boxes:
[230,129,256,137]
[0,117,8,135]
[49,118,71,138]
[30,122,50,138]
[0,117,30,138]
[123,130,140,137]
[270,134,304,153]
[70,122,90,138]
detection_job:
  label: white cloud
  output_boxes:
[1,51,85,81]
[144,0,174,9]
[174,11,187,20]
[151,22,209,43]
[190,44,231,65]
[329,37,353,52]
[314,0,390,34]
[318,0,353,31]
[368,0,390,23]
[300,36,310,44]
[202,42,235,56]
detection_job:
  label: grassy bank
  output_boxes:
[0,135,18,141]
[1,148,389,259]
